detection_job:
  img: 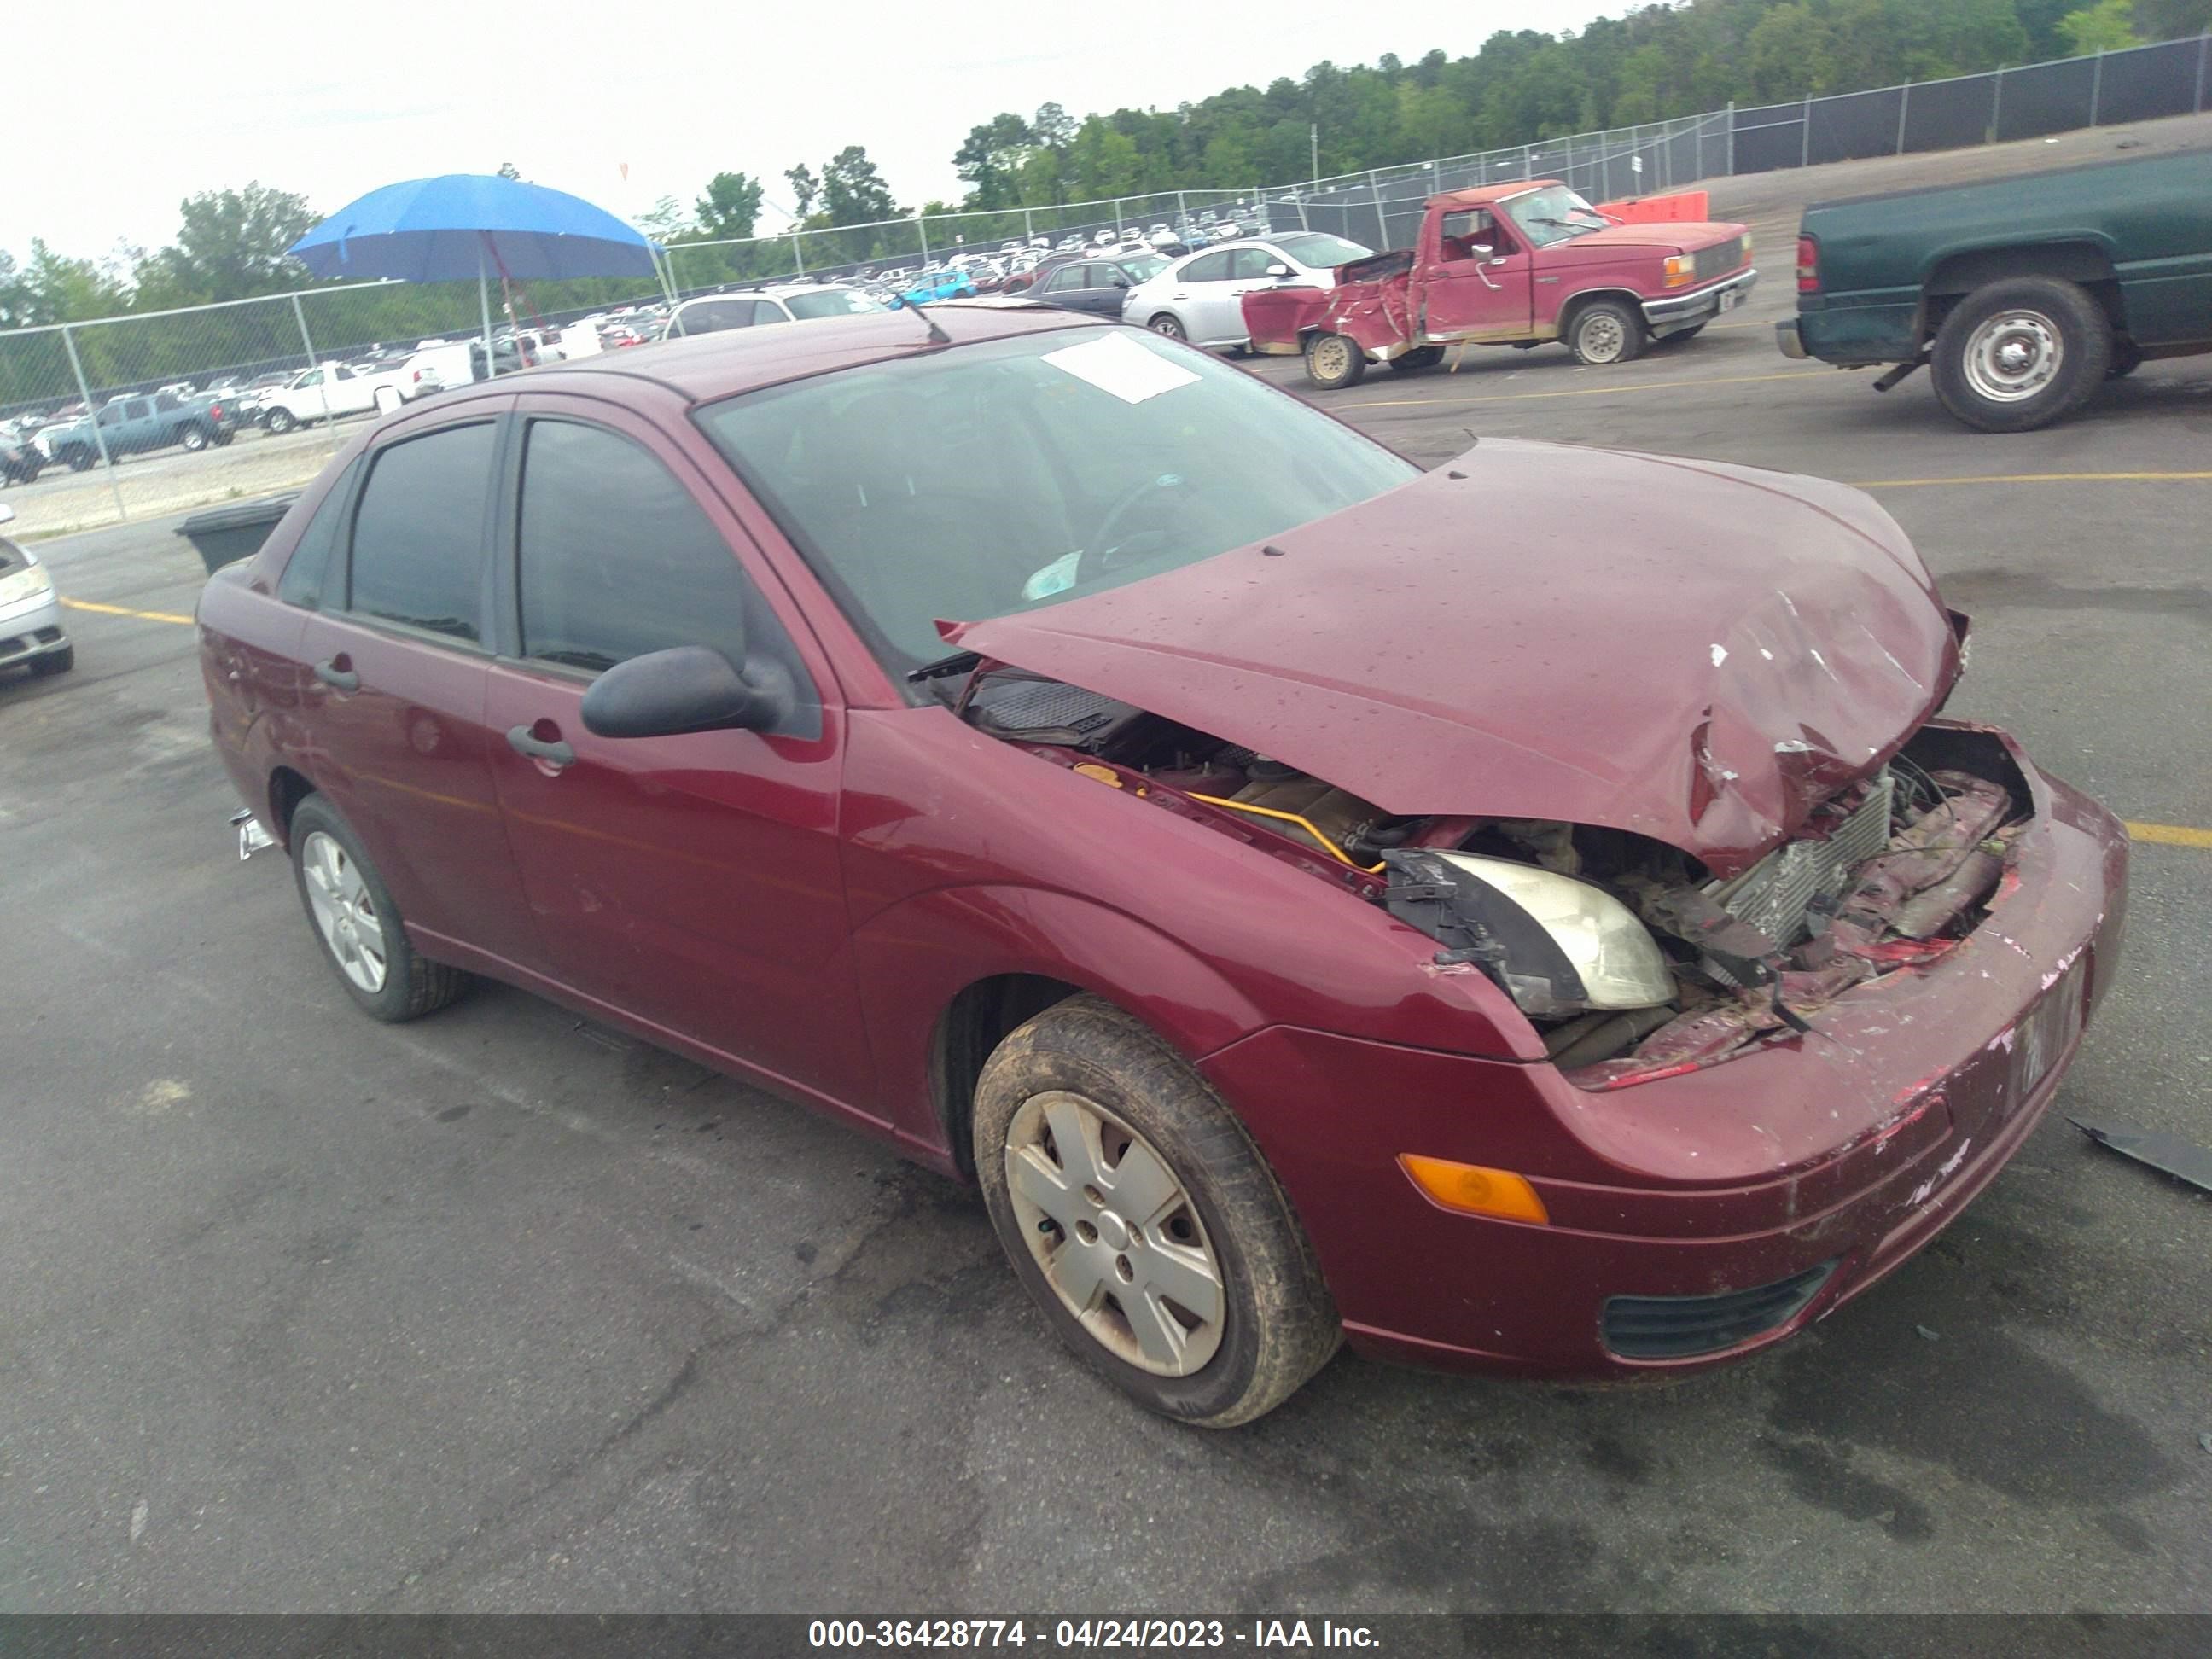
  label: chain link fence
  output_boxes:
[2,36,2204,536]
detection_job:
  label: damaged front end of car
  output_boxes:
[952,661,2033,1087]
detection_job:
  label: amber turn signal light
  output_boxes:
[1399,1155,1551,1224]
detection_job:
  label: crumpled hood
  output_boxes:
[1557,220,1743,254]
[954,439,1959,878]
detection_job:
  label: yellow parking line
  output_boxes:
[1338,369,1825,410]
[1854,471,2212,488]
[2128,821,2212,849]
[60,597,195,626]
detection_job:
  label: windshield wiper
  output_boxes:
[1529,215,1602,235]
[906,648,981,685]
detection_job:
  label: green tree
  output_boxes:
[1746,3,1842,100]
[954,114,1038,208]
[2058,0,2140,48]
[134,183,317,307]
[2133,0,2212,36]
[694,171,764,239]
[821,146,899,224]
[783,163,820,218]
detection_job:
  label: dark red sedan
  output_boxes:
[198,305,2128,1425]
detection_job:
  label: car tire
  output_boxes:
[1388,345,1447,374]
[64,446,95,472]
[28,643,73,676]
[180,424,208,452]
[265,408,297,435]
[288,795,471,1023]
[1930,276,2109,434]
[1567,300,1644,365]
[1303,331,1367,390]
[973,994,1340,1427]
[1147,313,1187,341]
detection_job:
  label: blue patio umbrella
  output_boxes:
[287,173,664,370]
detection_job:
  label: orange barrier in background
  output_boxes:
[1594,190,1711,224]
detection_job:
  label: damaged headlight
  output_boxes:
[1382,849,1674,1018]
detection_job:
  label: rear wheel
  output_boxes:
[973,995,1339,1427]
[1567,300,1644,365]
[265,407,298,435]
[1389,345,1447,374]
[288,795,471,1023]
[179,424,208,452]
[1929,276,2109,433]
[1303,331,1367,390]
[1147,312,1187,341]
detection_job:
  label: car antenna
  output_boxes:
[909,300,952,346]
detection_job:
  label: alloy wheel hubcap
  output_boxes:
[301,830,387,993]
[1004,1091,1225,1376]
[1963,310,2061,403]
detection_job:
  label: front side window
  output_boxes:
[697,326,1417,676]
[125,399,151,421]
[346,422,495,643]
[1229,247,1278,280]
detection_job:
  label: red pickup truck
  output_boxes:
[1246,183,1758,388]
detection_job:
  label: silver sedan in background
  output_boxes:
[1120,231,1373,350]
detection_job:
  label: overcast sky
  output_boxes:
[11,3,1615,268]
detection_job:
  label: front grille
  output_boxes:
[1603,1262,1837,1359]
[1692,236,1746,284]
[1705,770,1894,946]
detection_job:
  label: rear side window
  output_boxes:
[1182,251,1232,282]
[277,459,360,608]
[672,299,760,336]
[514,419,818,735]
[346,422,496,643]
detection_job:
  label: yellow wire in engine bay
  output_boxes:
[1185,793,1387,873]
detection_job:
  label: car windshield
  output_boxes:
[787,288,885,320]
[696,327,1417,676]
[1502,185,1610,247]
[1276,232,1371,267]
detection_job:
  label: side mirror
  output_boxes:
[580,644,794,739]
[1265,262,1290,278]
[1111,276,1130,288]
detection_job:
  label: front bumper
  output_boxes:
[1201,728,2128,1379]
[1642,265,1758,330]
[0,585,68,668]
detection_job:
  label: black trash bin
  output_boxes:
[176,492,301,576]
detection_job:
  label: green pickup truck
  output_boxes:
[1777,148,2212,431]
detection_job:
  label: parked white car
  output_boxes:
[1120,232,1374,349]
[0,502,71,677]
[258,360,413,433]
[664,284,886,340]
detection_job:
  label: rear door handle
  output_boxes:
[506,725,575,768]
[313,657,358,692]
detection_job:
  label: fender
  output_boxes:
[851,882,1272,1158]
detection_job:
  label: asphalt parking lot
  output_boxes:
[4,146,2210,1615]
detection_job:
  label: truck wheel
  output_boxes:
[1388,346,1447,374]
[265,408,297,435]
[180,424,208,452]
[1567,300,1644,365]
[64,446,95,472]
[290,795,472,1022]
[1930,276,2109,433]
[1304,332,1367,389]
[972,994,1340,1427]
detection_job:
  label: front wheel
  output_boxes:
[265,407,298,434]
[1389,345,1447,374]
[973,995,1340,1427]
[1146,312,1187,341]
[1303,331,1367,390]
[64,446,95,472]
[1929,276,2109,433]
[288,795,471,1022]
[1567,300,1644,365]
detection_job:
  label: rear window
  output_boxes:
[671,299,761,336]
[346,423,496,643]
[785,288,883,320]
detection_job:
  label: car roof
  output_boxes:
[437,303,1097,408]
[1428,180,1561,210]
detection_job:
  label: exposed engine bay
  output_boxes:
[964,669,2032,1086]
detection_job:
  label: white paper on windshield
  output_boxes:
[1040,331,1201,405]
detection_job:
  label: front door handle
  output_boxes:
[313,657,358,692]
[506,725,575,768]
